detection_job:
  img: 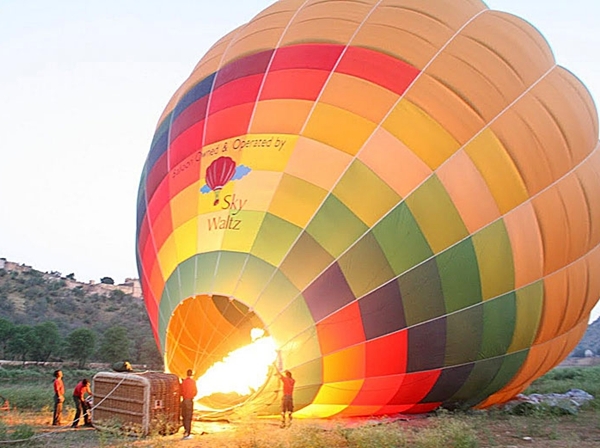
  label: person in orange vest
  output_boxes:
[276,368,296,428]
[180,369,197,440]
[71,379,93,428]
[52,370,64,426]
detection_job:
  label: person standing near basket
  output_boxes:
[180,369,197,440]
[52,370,64,426]
[71,378,94,428]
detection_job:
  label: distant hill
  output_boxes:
[571,316,600,358]
[0,260,161,367]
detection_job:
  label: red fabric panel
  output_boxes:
[147,178,171,224]
[389,370,442,405]
[336,46,420,95]
[150,204,173,250]
[260,69,330,101]
[146,151,168,202]
[349,375,402,406]
[208,74,263,116]
[170,96,209,143]
[316,302,365,355]
[270,44,344,71]
[204,103,254,145]
[365,331,408,376]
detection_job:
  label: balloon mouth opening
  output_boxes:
[165,294,277,415]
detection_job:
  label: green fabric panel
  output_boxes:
[220,210,266,253]
[509,281,544,352]
[472,220,515,300]
[231,255,276,305]
[398,260,445,326]
[448,356,504,406]
[405,175,469,253]
[253,269,302,326]
[284,327,323,373]
[268,297,316,351]
[480,292,516,360]
[436,238,482,313]
[445,306,483,366]
[280,231,334,291]
[372,202,433,276]
[212,251,249,297]
[338,232,396,298]
[250,213,302,266]
[333,159,401,226]
[158,252,219,347]
[193,251,221,294]
[306,195,368,258]
[467,350,529,407]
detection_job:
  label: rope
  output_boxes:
[0,373,132,445]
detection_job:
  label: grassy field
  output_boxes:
[0,365,599,447]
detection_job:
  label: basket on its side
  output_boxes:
[92,371,181,435]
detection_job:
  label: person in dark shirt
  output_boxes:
[180,369,197,440]
[71,379,93,428]
[52,370,64,426]
[276,368,296,428]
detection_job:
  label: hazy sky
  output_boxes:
[1,1,599,320]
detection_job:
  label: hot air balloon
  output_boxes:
[205,156,237,205]
[136,0,600,418]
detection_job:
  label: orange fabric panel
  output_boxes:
[504,203,543,289]
[532,186,577,276]
[534,271,568,345]
[148,260,165,309]
[323,344,365,383]
[577,148,600,248]
[250,99,312,135]
[316,303,365,355]
[437,151,501,233]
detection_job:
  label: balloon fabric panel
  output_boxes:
[137,0,600,417]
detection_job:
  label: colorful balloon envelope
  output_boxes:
[137,0,600,417]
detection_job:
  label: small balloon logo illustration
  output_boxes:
[205,156,236,206]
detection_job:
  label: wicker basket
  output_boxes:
[92,371,181,435]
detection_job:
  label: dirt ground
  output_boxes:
[1,408,599,447]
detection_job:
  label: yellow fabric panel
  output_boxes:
[232,171,283,213]
[465,129,528,214]
[534,273,568,345]
[156,233,178,283]
[405,74,485,146]
[269,174,328,228]
[220,211,266,253]
[353,0,486,70]
[303,103,377,156]
[437,151,501,234]
[508,282,543,353]
[383,100,460,169]
[250,99,313,135]
[173,218,199,265]
[197,211,227,254]
[170,182,200,229]
[280,0,371,47]
[334,162,401,227]
[472,221,514,300]
[320,72,399,125]
[532,189,570,276]
[504,203,543,289]
[237,134,297,171]
[359,127,431,198]
[280,233,334,291]
[406,176,469,253]
[285,137,352,191]
[294,403,348,419]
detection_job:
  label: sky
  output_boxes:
[1,1,599,321]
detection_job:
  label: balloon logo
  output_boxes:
[205,156,237,205]
[137,0,600,419]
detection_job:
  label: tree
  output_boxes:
[0,318,14,358]
[98,326,130,363]
[65,273,76,280]
[65,328,96,368]
[138,338,164,370]
[31,322,61,362]
[100,277,115,285]
[7,325,36,362]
